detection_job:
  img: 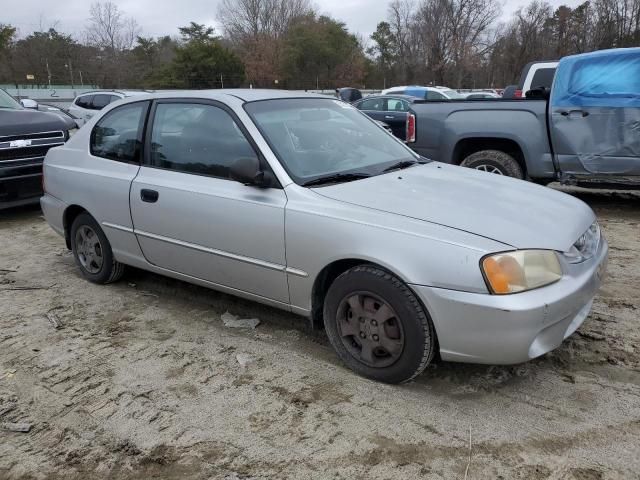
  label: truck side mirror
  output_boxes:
[525,87,551,100]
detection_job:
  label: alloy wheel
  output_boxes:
[75,225,104,274]
[475,164,504,175]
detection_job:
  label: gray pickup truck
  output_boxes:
[406,48,640,186]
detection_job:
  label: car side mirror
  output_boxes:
[230,156,271,187]
[20,99,39,109]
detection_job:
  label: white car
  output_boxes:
[68,90,147,124]
[381,86,466,100]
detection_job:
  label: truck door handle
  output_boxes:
[560,110,589,117]
[140,189,159,203]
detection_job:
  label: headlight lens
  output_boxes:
[67,128,78,139]
[564,221,600,264]
[481,250,562,294]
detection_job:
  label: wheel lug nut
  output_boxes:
[359,332,366,339]
[373,334,379,341]
[371,320,377,326]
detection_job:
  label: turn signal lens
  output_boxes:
[482,250,562,294]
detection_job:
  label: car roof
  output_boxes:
[95,89,332,105]
[362,94,419,101]
[75,90,149,98]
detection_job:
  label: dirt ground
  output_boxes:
[1,187,639,480]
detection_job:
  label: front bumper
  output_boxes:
[412,238,608,365]
[0,161,43,210]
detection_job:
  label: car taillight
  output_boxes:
[514,89,523,98]
[406,113,416,143]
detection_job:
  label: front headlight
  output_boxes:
[564,221,600,264]
[481,250,562,294]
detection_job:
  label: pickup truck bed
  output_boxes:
[410,99,556,181]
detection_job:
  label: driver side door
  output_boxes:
[129,100,290,304]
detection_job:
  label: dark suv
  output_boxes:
[0,89,77,209]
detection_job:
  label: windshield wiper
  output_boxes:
[382,159,420,173]
[302,172,371,187]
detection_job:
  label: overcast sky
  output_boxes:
[6,0,583,40]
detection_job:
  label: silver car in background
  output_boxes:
[41,90,608,383]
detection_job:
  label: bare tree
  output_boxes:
[86,1,140,52]
[218,0,313,41]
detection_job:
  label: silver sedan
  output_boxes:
[41,90,608,383]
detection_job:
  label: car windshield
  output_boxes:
[0,89,22,109]
[245,98,419,185]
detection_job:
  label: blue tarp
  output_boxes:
[551,48,640,108]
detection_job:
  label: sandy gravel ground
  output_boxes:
[1,188,639,480]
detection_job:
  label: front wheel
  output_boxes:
[70,212,125,284]
[323,265,436,383]
[461,150,524,179]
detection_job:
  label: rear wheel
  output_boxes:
[323,265,436,383]
[70,213,125,284]
[461,149,524,179]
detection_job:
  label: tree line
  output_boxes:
[0,0,639,91]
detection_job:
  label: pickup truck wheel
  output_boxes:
[323,265,436,384]
[70,213,125,284]
[461,150,524,179]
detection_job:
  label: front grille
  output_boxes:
[0,131,64,163]
[0,145,57,162]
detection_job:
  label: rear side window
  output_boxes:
[75,95,94,109]
[425,90,446,100]
[553,52,640,107]
[386,99,408,112]
[149,102,258,179]
[90,101,148,163]
[529,68,556,90]
[358,98,385,111]
[91,94,115,110]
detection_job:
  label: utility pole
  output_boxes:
[67,59,74,88]
[46,59,52,88]
[220,74,224,88]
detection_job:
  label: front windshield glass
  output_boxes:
[0,90,22,109]
[244,98,419,184]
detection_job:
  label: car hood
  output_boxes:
[313,162,595,251]
[0,108,74,137]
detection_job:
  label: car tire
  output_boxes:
[323,265,436,384]
[70,213,125,284]
[461,150,524,179]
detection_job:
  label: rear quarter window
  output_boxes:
[90,101,149,163]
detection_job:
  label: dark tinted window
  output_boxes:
[90,102,148,163]
[91,94,114,110]
[425,90,446,100]
[358,98,385,111]
[75,95,94,109]
[150,103,257,179]
[530,68,556,89]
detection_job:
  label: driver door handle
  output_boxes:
[559,110,589,117]
[140,189,159,203]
